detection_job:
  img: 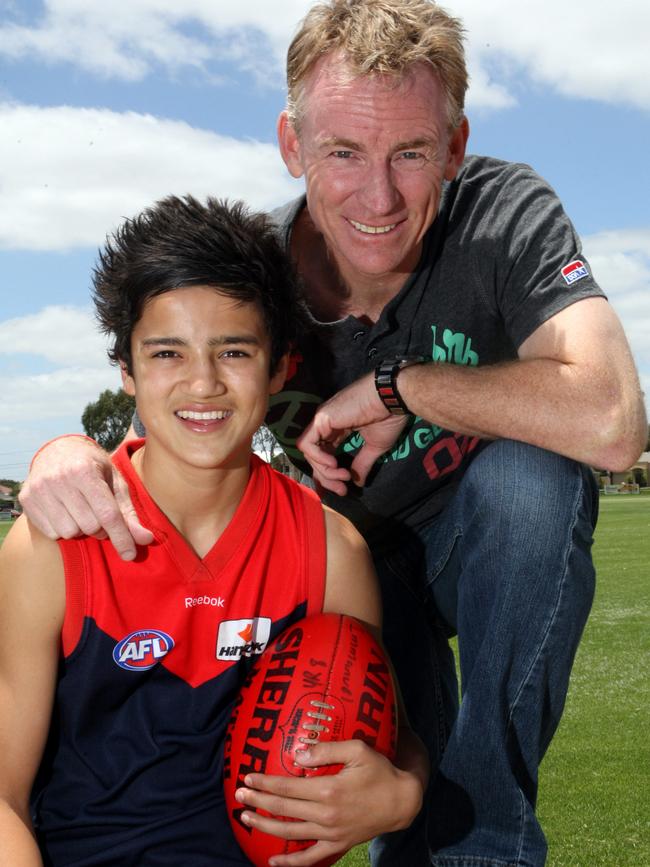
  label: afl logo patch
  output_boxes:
[113,629,175,671]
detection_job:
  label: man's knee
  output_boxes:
[447,440,597,629]
[461,440,598,531]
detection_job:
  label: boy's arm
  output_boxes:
[235,507,429,867]
[0,518,65,866]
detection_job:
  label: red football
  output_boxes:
[223,612,397,867]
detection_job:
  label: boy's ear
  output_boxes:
[120,362,136,396]
[269,353,290,395]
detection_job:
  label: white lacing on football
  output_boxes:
[299,700,335,744]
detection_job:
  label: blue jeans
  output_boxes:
[369,440,598,867]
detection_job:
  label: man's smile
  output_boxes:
[347,218,399,235]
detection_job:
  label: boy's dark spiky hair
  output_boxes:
[93,195,306,374]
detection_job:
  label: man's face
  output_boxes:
[121,285,286,473]
[279,55,468,292]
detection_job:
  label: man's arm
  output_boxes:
[232,507,428,867]
[0,519,65,865]
[19,428,153,561]
[298,297,647,493]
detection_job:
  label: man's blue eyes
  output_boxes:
[331,150,423,160]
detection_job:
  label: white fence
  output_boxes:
[602,483,640,495]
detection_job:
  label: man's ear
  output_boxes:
[269,352,290,395]
[120,362,136,397]
[444,116,470,182]
[277,111,304,179]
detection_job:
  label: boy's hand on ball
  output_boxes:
[235,739,425,867]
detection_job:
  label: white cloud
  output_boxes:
[0,0,310,83]
[0,305,118,423]
[0,304,121,478]
[0,103,302,251]
[530,224,650,415]
[465,57,516,113]
[455,1,650,112]
[1,367,121,424]
[583,228,650,380]
[1,1,649,111]
[0,306,108,366]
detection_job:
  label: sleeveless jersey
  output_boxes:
[32,440,327,866]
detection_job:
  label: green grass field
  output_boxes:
[1,495,648,864]
[339,494,650,866]
[535,494,650,866]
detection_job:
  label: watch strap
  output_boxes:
[374,356,426,415]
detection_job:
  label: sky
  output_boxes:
[0,0,648,482]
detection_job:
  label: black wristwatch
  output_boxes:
[374,356,427,415]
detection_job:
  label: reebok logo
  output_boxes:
[216,617,272,660]
[185,595,225,609]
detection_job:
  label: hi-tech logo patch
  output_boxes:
[216,617,272,659]
[561,259,589,285]
[113,629,175,671]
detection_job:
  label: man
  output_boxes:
[0,196,427,866]
[20,1,647,865]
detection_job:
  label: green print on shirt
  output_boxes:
[342,326,479,461]
[267,391,322,461]
[267,327,479,465]
[431,325,479,367]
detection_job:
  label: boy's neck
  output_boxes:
[130,443,252,559]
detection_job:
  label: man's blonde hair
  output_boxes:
[286,0,468,131]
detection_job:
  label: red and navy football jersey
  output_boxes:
[32,441,326,866]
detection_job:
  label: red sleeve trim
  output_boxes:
[298,486,327,616]
[58,539,87,657]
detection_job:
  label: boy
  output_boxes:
[0,196,426,866]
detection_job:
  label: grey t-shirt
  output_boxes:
[265,155,605,544]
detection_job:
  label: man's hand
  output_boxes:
[297,373,410,495]
[19,436,153,561]
[234,739,424,867]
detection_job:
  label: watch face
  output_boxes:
[392,356,425,368]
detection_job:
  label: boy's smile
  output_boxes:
[121,285,287,475]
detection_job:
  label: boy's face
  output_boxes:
[121,285,287,472]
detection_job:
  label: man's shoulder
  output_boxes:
[267,195,307,245]
[437,154,562,245]
[452,154,552,202]
[458,153,537,181]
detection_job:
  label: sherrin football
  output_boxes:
[223,612,397,867]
